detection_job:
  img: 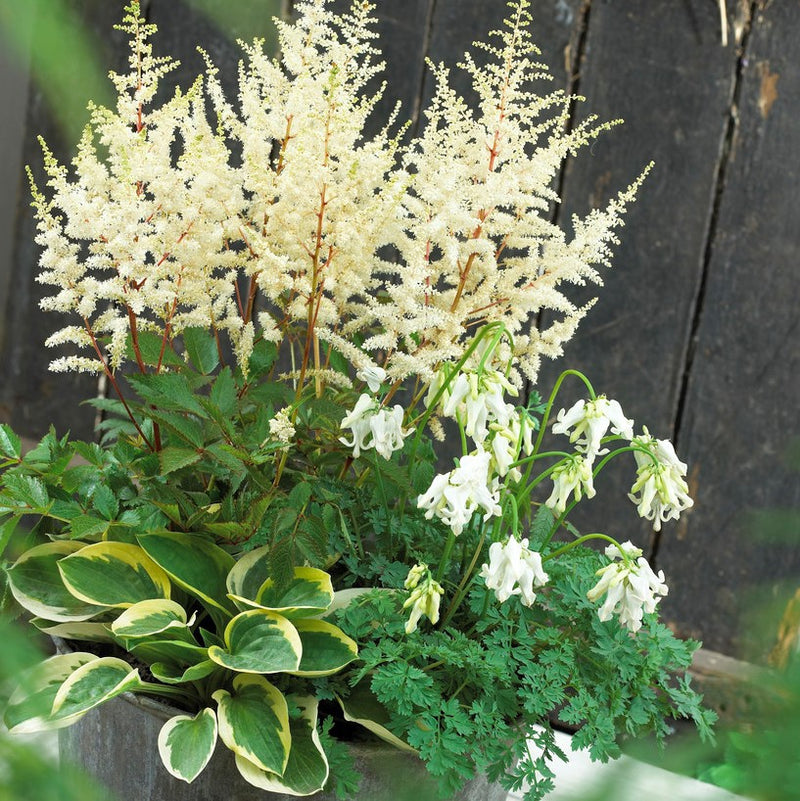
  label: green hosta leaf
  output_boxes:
[226,545,271,608]
[337,681,416,752]
[0,423,21,459]
[51,657,141,724]
[158,709,218,784]
[208,610,301,674]
[150,660,218,685]
[183,327,220,375]
[289,619,358,677]
[159,447,202,475]
[4,651,98,733]
[111,598,191,639]
[255,568,334,617]
[137,532,237,622]
[31,619,114,644]
[128,640,209,668]
[213,675,290,775]
[58,541,172,608]
[7,541,108,622]
[235,696,329,796]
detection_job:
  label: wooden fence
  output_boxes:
[0,0,797,658]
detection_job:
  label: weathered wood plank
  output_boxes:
[0,1,132,441]
[328,0,434,132]
[659,0,800,657]
[535,1,737,564]
[424,0,582,103]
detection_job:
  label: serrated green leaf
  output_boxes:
[246,339,278,377]
[126,330,183,367]
[158,446,202,475]
[0,424,21,459]
[2,474,50,511]
[149,410,206,448]
[288,481,312,509]
[91,484,119,520]
[183,327,220,375]
[126,373,207,417]
[158,709,218,783]
[0,514,21,556]
[68,515,110,539]
[209,367,237,416]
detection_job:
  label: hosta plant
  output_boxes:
[1,1,715,799]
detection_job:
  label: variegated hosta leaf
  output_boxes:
[111,598,193,639]
[158,708,218,784]
[235,696,329,796]
[4,652,98,734]
[50,657,141,724]
[128,640,209,668]
[150,660,218,685]
[31,618,114,643]
[322,587,377,619]
[255,568,334,617]
[212,675,290,776]
[7,541,108,622]
[137,532,237,622]
[225,545,271,609]
[207,610,301,674]
[58,541,171,608]
[337,681,416,752]
[289,619,358,677]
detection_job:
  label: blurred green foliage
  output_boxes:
[0,616,112,801]
[0,0,283,146]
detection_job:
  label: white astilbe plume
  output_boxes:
[205,0,406,359]
[366,0,649,384]
[31,3,246,373]
[31,0,647,392]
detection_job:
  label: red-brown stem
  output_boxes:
[82,317,154,450]
[127,306,148,373]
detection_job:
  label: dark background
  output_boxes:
[0,0,797,659]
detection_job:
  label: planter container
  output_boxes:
[59,691,508,801]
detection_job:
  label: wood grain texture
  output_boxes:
[0,0,130,441]
[658,0,800,656]
[535,0,738,560]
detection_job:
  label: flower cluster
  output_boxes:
[417,450,501,536]
[547,396,693,529]
[6,2,713,799]
[403,564,445,634]
[587,542,669,633]
[480,537,549,606]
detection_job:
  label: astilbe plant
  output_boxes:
[0,1,715,799]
